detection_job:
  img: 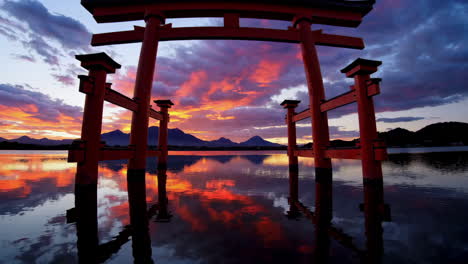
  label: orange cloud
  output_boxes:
[250,60,283,87]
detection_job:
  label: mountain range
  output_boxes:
[0,127,283,147]
[1,122,467,148]
[378,122,468,147]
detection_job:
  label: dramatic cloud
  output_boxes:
[318,0,468,112]
[2,0,91,49]
[1,0,467,141]
[105,0,467,141]
[1,0,92,83]
[0,83,83,139]
[377,117,425,123]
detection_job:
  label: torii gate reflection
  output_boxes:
[68,0,390,263]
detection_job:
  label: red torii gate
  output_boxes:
[70,0,388,261]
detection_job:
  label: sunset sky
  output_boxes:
[0,0,467,144]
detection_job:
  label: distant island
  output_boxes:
[0,122,467,150]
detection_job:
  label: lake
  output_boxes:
[1,150,468,263]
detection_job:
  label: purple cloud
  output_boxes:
[2,0,91,49]
[52,74,75,86]
[377,117,425,123]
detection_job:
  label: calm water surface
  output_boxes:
[1,150,468,263]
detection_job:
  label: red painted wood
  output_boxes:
[326,148,361,160]
[76,69,107,185]
[155,100,173,165]
[68,149,85,163]
[297,18,332,169]
[128,14,163,171]
[294,149,314,157]
[149,108,163,121]
[320,82,381,113]
[92,27,364,49]
[91,27,143,46]
[316,31,364,49]
[341,58,384,180]
[281,101,299,158]
[78,75,94,94]
[89,3,364,27]
[104,87,139,111]
[320,90,356,112]
[146,150,163,157]
[292,108,311,122]
[224,13,240,28]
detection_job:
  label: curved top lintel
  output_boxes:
[83,1,373,28]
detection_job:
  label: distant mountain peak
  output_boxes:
[240,135,282,147]
[105,129,125,135]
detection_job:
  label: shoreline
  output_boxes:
[2,146,468,155]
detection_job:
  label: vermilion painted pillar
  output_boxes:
[75,53,121,185]
[341,58,385,263]
[154,100,174,169]
[341,58,383,181]
[128,11,165,174]
[280,100,300,204]
[294,17,332,175]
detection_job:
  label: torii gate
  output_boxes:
[69,0,389,262]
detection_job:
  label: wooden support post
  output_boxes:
[75,183,98,264]
[154,100,174,169]
[74,53,121,185]
[224,13,240,28]
[128,11,165,175]
[314,170,333,262]
[281,100,300,203]
[294,17,332,176]
[341,58,386,263]
[341,58,383,181]
[362,179,384,263]
[127,172,153,262]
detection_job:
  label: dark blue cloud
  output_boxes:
[1,0,91,69]
[316,0,468,113]
[2,0,91,49]
[377,117,425,123]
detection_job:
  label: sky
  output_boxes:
[0,0,467,144]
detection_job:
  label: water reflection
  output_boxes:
[0,151,467,263]
[75,183,98,263]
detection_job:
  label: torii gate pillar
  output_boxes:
[155,99,174,169]
[341,58,386,261]
[281,100,300,203]
[294,17,333,178]
[128,11,165,175]
[74,53,121,185]
[341,58,383,182]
